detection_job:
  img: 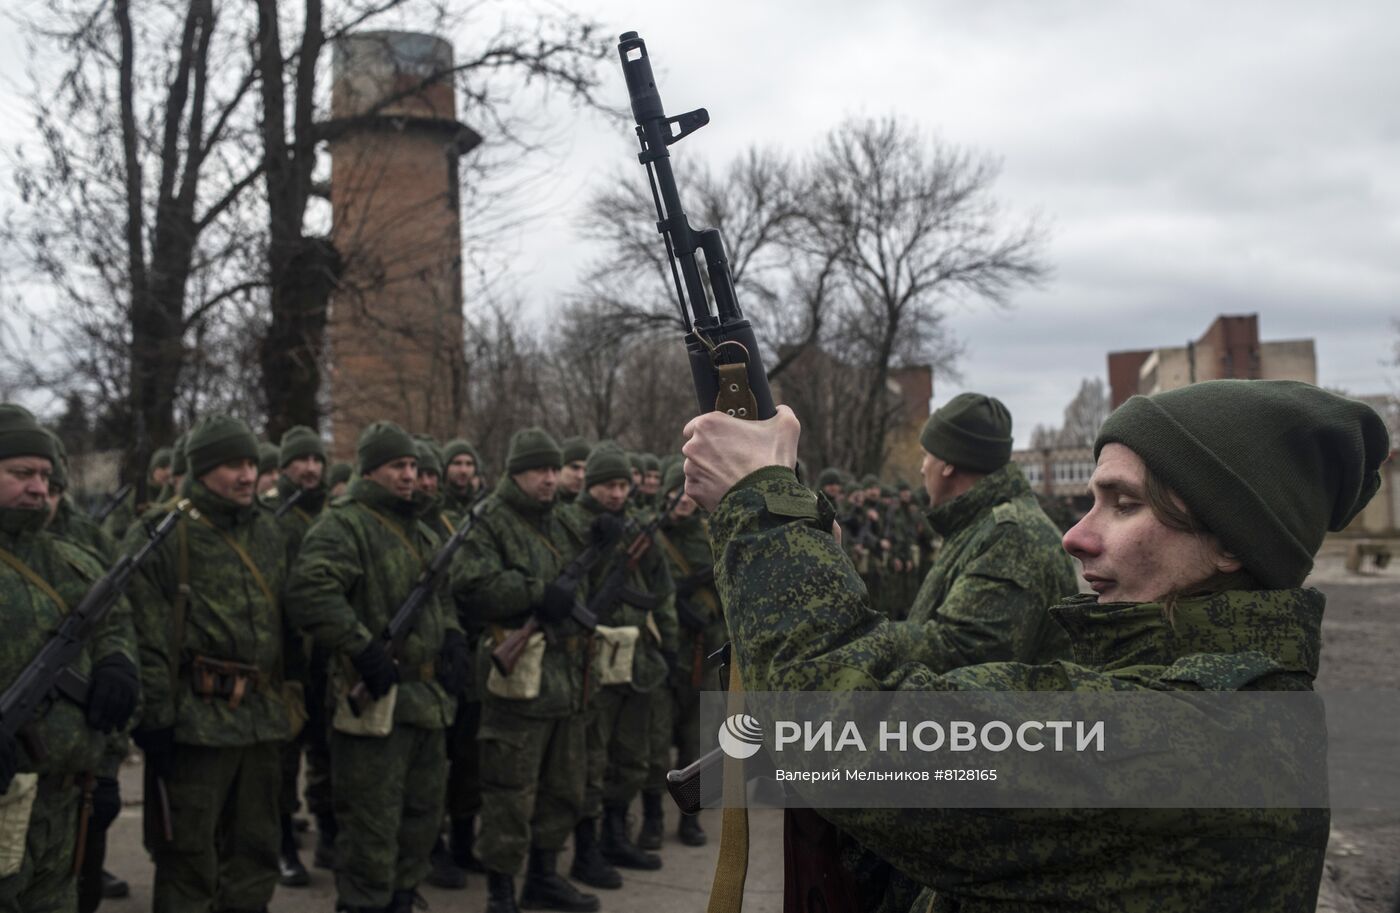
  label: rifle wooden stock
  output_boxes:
[490,616,542,677]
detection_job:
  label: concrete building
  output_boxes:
[1108,314,1316,408]
[325,31,481,459]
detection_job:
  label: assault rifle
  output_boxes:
[619,32,850,913]
[348,502,483,715]
[91,483,132,523]
[0,508,182,749]
[273,486,307,519]
[582,489,683,628]
[489,532,613,677]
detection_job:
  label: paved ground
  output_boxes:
[93,540,1400,912]
[99,775,784,913]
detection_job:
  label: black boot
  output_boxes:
[569,818,621,890]
[486,870,519,913]
[450,816,485,873]
[599,802,661,871]
[426,834,467,889]
[390,889,424,913]
[101,870,130,898]
[520,847,600,912]
[678,813,707,847]
[637,791,664,851]
[314,813,338,870]
[278,815,311,887]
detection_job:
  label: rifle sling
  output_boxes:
[355,502,425,567]
[707,659,750,913]
[657,532,719,616]
[0,545,69,615]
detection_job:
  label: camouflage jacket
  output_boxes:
[260,474,328,553]
[125,480,292,746]
[285,478,460,730]
[709,467,1327,913]
[558,493,677,693]
[49,495,115,562]
[883,501,927,565]
[442,484,487,523]
[906,463,1077,668]
[414,490,458,542]
[450,476,588,718]
[655,512,727,686]
[99,488,137,542]
[0,507,138,776]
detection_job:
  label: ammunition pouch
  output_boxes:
[593,625,640,686]
[189,656,261,710]
[486,626,546,700]
[0,773,38,878]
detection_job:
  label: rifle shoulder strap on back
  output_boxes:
[355,502,424,566]
[658,532,720,616]
[0,545,68,615]
[171,507,191,689]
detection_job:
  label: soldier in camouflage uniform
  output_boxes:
[557,437,590,506]
[327,462,353,498]
[285,421,468,913]
[441,440,483,518]
[907,394,1078,665]
[147,434,189,509]
[681,380,1389,913]
[123,414,291,913]
[259,425,330,887]
[256,442,280,497]
[41,430,133,909]
[557,445,676,875]
[648,463,724,848]
[450,428,599,913]
[100,445,173,542]
[638,454,662,510]
[0,406,139,913]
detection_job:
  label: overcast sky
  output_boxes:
[503,0,1400,444]
[3,0,1397,446]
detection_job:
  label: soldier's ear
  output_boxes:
[941,463,955,479]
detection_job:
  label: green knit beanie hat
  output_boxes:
[0,404,56,463]
[920,392,1013,473]
[171,433,190,476]
[1096,379,1390,589]
[642,453,661,473]
[444,438,479,465]
[415,440,443,476]
[46,430,68,490]
[357,421,416,474]
[258,442,280,474]
[149,447,173,475]
[627,452,643,473]
[279,425,325,467]
[507,428,562,474]
[586,443,632,488]
[328,462,354,487]
[817,467,844,488]
[560,436,591,465]
[187,415,260,480]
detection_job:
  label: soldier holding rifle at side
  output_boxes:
[451,428,602,913]
[0,405,139,913]
[285,421,469,913]
[557,444,677,876]
[650,463,724,849]
[124,414,292,913]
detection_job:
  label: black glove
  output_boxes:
[352,640,400,700]
[91,776,122,831]
[589,513,624,547]
[0,730,18,794]
[86,653,140,733]
[661,649,679,677]
[437,630,470,696]
[132,726,176,779]
[539,578,577,624]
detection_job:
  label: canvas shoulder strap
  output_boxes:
[0,545,68,615]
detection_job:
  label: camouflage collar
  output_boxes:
[494,473,552,519]
[1049,588,1323,677]
[276,473,326,514]
[924,462,1031,538]
[0,505,47,541]
[348,477,417,516]
[186,479,257,528]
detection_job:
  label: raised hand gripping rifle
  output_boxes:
[1,508,182,750]
[348,502,484,715]
[619,32,856,913]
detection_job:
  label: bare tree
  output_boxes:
[1057,378,1109,447]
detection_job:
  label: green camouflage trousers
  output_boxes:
[585,685,650,816]
[0,778,79,913]
[151,741,282,913]
[447,699,482,821]
[331,725,446,908]
[476,705,586,875]
[645,686,673,793]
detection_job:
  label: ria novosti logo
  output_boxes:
[717,713,763,760]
